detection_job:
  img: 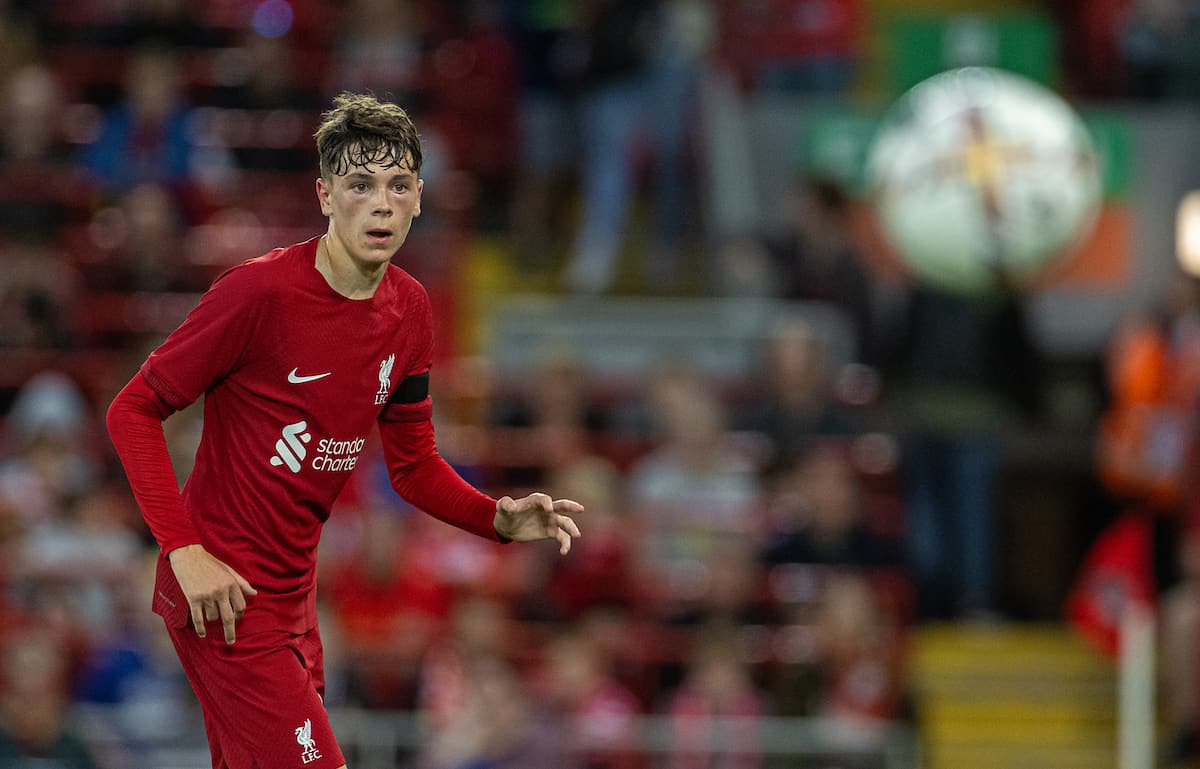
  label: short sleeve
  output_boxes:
[379,279,435,423]
[403,281,435,379]
[140,263,266,410]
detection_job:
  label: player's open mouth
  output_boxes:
[366,229,392,242]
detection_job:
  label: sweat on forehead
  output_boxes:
[326,140,416,177]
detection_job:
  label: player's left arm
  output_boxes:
[377,374,582,552]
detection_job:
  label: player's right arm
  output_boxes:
[106,260,269,644]
[106,372,257,644]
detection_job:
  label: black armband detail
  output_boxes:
[389,372,430,404]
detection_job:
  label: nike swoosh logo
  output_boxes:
[288,368,331,384]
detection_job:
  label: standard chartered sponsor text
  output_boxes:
[311,436,365,471]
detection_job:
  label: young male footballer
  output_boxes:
[106,92,583,769]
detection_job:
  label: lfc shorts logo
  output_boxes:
[295,718,322,764]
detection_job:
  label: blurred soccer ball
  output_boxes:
[865,67,1103,295]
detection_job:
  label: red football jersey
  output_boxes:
[137,236,489,635]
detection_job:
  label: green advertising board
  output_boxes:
[886,12,1058,96]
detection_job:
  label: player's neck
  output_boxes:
[315,235,387,300]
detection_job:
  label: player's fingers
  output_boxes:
[555,514,581,539]
[217,559,258,596]
[204,602,219,622]
[190,603,206,638]
[552,498,585,513]
[217,595,238,645]
[233,571,257,596]
[538,493,554,514]
[556,526,572,555]
[230,585,247,619]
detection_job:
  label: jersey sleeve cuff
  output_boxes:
[139,363,192,412]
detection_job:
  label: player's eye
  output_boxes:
[393,183,408,193]
[352,183,368,193]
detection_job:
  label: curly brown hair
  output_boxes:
[314,92,423,179]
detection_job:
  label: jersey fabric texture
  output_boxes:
[119,236,499,636]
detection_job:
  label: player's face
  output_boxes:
[316,154,423,269]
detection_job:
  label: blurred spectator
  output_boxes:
[0,1,39,85]
[889,286,1043,619]
[0,372,98,525]
[418,594,512,734]
[761,177,879,364]
[761,443,901,570]
[673,534,771,629]
[641,0,715,292]
[666,625,766,769]
[423,0,518,231]
[329,0,428,106]
[737,314,856,474]
[72,551,195,753]
[16,483,142,637]
[1065,511,1155,659]
[328,508,455,709]
[416,594,585,767]
[490,351,610,488]
[574,604,658,711]
[203,31,325,172]
[5,371,90,446]
[420,656,571,769]
[1074,275,1200,658]
[811,571,906,726]
[1058,0,1127,98]
[81,182,198,296]
[537,625,642,769]
[80,41,203,196]
[771,570,909,727]
[717,0,862,95]
[0,64,89,239]
[0,63,67,165]
[562,0,662,294]
[655,535,772,698]
[628,364,762,614]
[1120,0,1200,100]
[0,628,100,768]
[0,231,81,350]
[208,31,322,111]
[399,501,529,598]
[535,455,636,620]
[506,0,581,274]
[1097,275,1200,514]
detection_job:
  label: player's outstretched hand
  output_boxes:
[494,493,583,555]
[168,544,258,644]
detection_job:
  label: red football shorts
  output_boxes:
[167,622,347,769]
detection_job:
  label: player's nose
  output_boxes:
[371,187,392,215]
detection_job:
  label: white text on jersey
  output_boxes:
[269,421,364,474]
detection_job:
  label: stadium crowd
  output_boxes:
[0,0,1197,767]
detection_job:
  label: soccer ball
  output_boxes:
[865,67,1103,295]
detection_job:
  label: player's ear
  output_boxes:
[413,178,423,218]
[316,176,332,216]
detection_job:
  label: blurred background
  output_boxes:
[0,0,1196,767]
